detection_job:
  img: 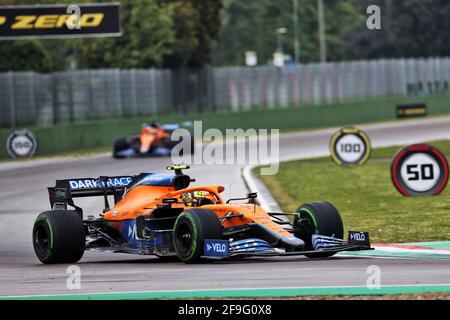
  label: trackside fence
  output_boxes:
[0,57,449,128]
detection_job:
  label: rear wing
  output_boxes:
[48,176,135,214]
[48,168,193,215]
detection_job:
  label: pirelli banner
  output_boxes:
[0,3,121,40]
[396,103,428,119]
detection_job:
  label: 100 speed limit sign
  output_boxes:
[330,128,371,165]
[391,144,449,196]
[6,129,38,159]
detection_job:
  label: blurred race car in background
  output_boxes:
[113,122,194,158]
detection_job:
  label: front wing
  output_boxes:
[202,231,372,259]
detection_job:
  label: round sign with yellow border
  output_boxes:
[330,128,371,165]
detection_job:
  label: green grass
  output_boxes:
[0,146,110,164]
[259,140,450,243]
[370,140,450,160]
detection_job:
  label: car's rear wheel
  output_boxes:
[32,210,85,264]
[294,201,344,258]
[173,209,222,263]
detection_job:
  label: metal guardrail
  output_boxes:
[0,57,449,128]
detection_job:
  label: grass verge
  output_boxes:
[0,146,110,164]
[267,293,450,300]
[258,140,450,243]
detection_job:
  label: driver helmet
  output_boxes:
[181,191,206,207]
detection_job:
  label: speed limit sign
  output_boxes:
[6,129,38,159]
[330,128,371,165]
[391,144,449,196]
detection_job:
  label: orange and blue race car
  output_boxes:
[33,166,372,264]
[112,122,194,158]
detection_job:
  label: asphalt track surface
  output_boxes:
[1,116,450,297]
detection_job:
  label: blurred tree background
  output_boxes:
[0,0,449,72]
[213,0,450,65]
[213,0,363,65]
[0,0,223,71]
[344,0,450,60]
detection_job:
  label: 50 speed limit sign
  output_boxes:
[330,128,371,165]
[391,144,449,196]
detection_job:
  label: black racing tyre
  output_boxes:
[173,209,222,263]
[32,210,85,264]
[113,138,129,158]
[294,201,344,258]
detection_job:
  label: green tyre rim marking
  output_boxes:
[185,214,198,261]
[176,213,198,261]
[298,207,319,234]
[36,216,54,250]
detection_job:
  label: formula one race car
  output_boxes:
[112,122,194,158]
[33,166,372,264]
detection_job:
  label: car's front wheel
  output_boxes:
[294,201,344,258]
[173,209,222,263]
